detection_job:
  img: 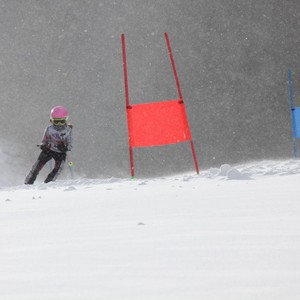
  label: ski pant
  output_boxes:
[25,150,66,184]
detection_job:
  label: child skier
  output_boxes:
[25,106,73,184]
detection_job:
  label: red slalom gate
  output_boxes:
[121,33,199,177]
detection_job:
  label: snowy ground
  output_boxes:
[1,160,300,300]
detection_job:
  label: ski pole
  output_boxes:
[67,155,74,179]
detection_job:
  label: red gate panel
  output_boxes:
[127,99,192,147]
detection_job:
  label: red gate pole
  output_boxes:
[164,32,199,174]
[164,32,183,100]
[190,141,199,174]
[121,33,135,177]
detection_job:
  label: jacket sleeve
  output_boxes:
[41,127,50,145]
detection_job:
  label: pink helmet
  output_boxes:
[50,106,69,120]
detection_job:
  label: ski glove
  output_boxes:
[57,144,69,153]
[40,144,49,151]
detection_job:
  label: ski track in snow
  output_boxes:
[0,159,300,300]
[2,159,300,192]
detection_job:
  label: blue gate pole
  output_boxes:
[288,69,297,158]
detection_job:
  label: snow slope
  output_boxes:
[1,160,300,300]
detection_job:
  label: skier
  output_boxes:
[25,106,73,184]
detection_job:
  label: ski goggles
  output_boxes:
[52,118,67,125]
